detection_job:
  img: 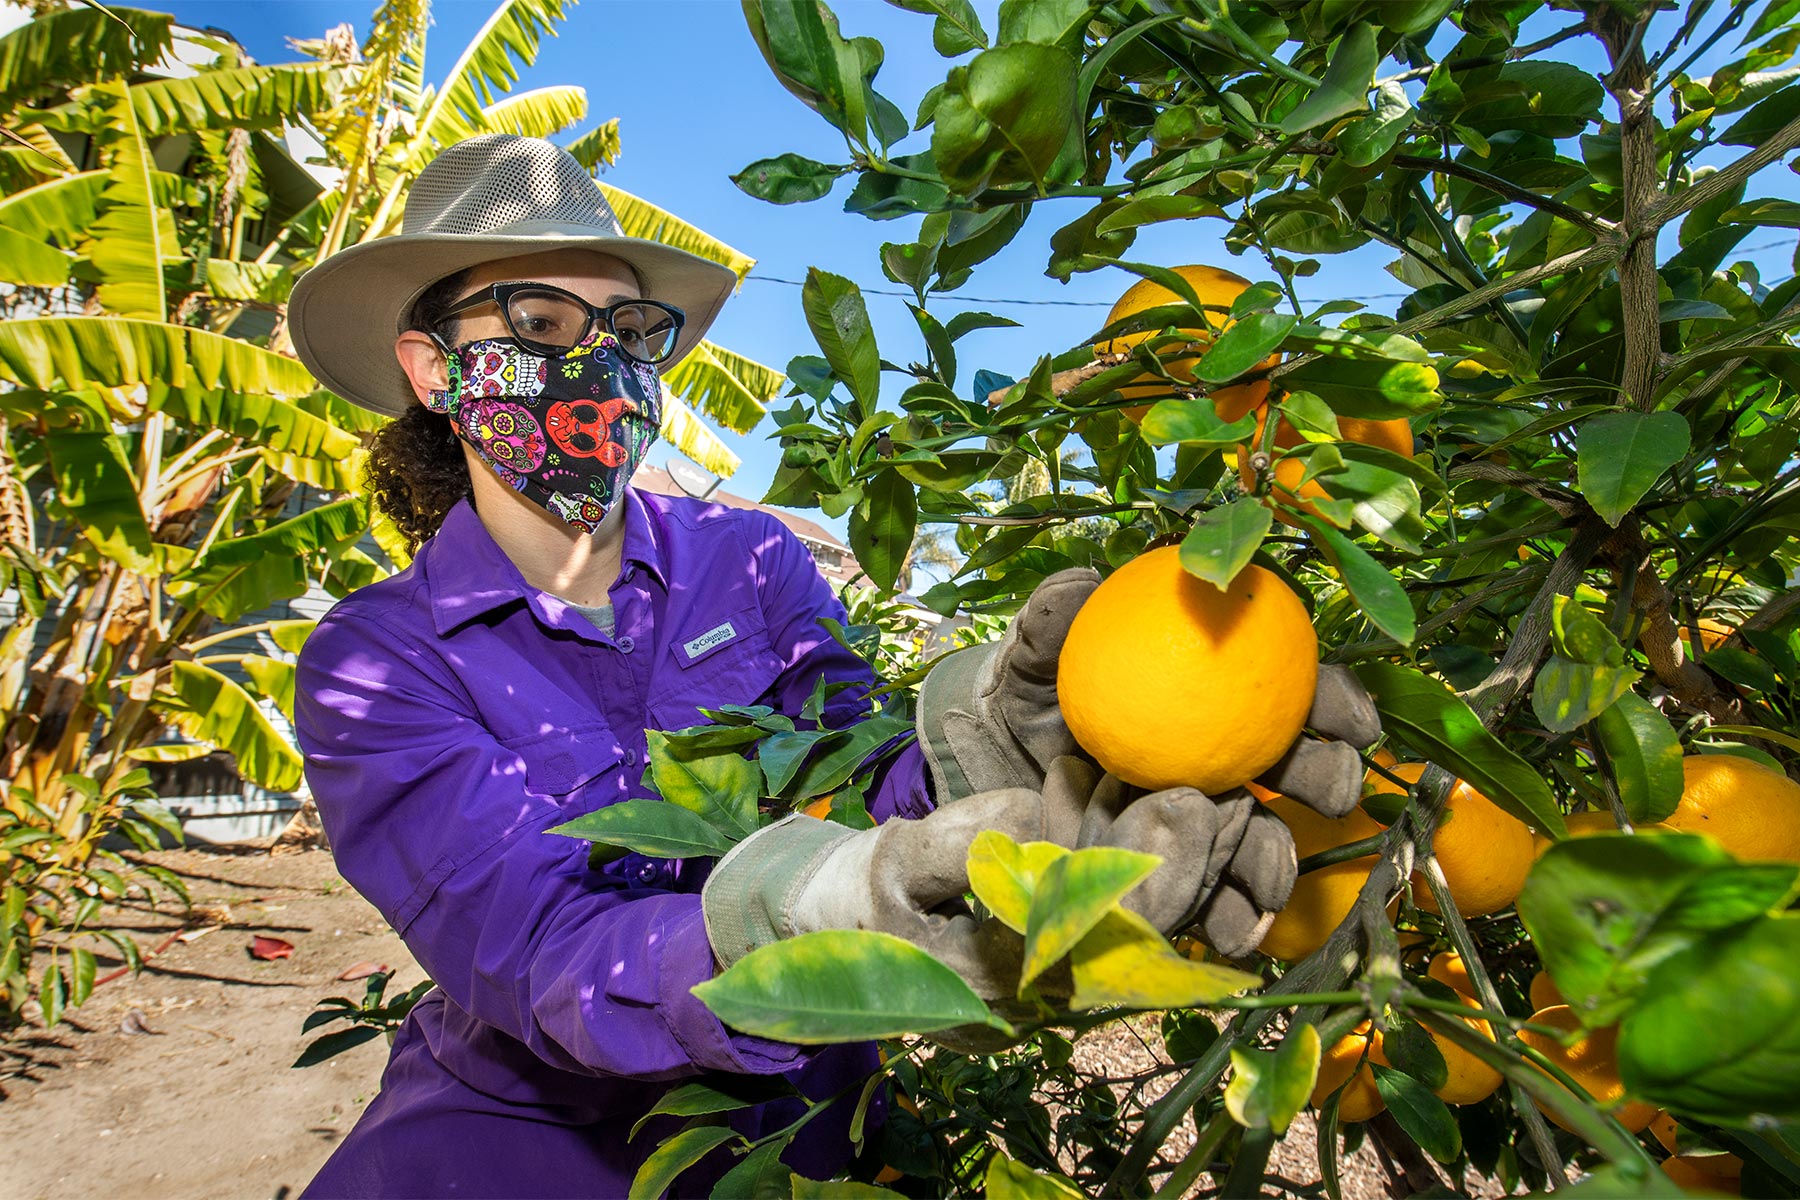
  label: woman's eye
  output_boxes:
[519,316,554,335]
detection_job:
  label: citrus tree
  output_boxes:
[0,0,785,1031]
[546,0,1800,1195]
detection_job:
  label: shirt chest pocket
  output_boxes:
[501,725,623,800]
[649,606,786,732]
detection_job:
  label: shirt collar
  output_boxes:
[425,489,666,637]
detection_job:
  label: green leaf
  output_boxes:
[801,268,881,412]
[0,7,175,110]
[291,1025,381,1068]
[731,153,846,204]
[966,829,1069,934]
[1339,81,1417,167]
[1530,655,1641,735]
[628,1126,740,1200]
[1594,692,1684,824]
[1619,912,1800,1120]
[1283,356,1441,420]
[692,930,1007,1042]
[1226,1023,1321,1135]
[1518,833,1798,1029]
[1702,645,1782,695]
[629,1079,793,1140]
[1458,61,1605,138]
[985,1153,1083,1199]
[791,1179,905,1199]
[1195,313,1295,383]
[558,796,740,858]
[0,317,322,401]
[789,715,912,799]
[891,0,990,56]
[1551,594,1624,666]
[1371,1064,1461,1163]
[1137,400,1256,447]
[167,497,369,623]
[1068,908,1259,1010]
[1576,412,1691,527]
[1352,661,1565,837]
[931,42,1079,194]
[1556,1166,1688,1197]
[758,729,836,796]
[1722,83,1800,145]
[1302,518,1417,646]
[849,471,916,593]
[240,655,297,722]
[43,429,154,572]
[1020,846,1160,987]
[0,225,70,287]
[708,1142,794,1200]
[1383,1019,1448,1091]
[160,661,304,792]
[645,730,761,841]
[1162,1009,1222,1062]
[1179,498,1272,590]
[1093,194,1227,235]
[1279,24,1378,134]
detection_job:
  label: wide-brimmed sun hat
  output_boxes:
[288,134,737,417]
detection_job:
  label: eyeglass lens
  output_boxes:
[504,289,679,362]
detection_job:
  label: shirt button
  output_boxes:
[617,635,635,653]
[635,862,659,884]
[622,748,637,767]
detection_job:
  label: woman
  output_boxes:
[289,134,1370,1197]
[288,135,948,1197]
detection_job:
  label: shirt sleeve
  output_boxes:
[748,513,935,823]
[295,607,811,1083]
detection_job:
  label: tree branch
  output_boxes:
[1643,111,1800,233]
[1392,154,1615,233]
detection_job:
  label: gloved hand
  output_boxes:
[1057,757,1297,958]
[917,567,1383,819]
[701,784,1084,1000]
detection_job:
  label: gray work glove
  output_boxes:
[701,785,1084,1000]
[917,568,1383,819]
[1057,757,1298,958]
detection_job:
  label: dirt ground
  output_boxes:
[3,844,1501,1200]
[2,845,421,1200]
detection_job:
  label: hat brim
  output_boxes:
[288,225,739,417]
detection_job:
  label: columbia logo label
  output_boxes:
[683,621,737,659]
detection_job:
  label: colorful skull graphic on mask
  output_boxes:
[427,329,662,533]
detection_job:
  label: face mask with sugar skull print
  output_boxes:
[425,329,662,533]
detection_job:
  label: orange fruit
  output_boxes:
[1427,951,1474,996]
[1097,265,1276,423]
[801,795,835,819]
[1678,617,1737,655]
[1532,809,1673,858]
[1058,548,1318,792]
[1661,1154,1743,1194]
[1529,970,1565,1012]
[1369,763,1534,916]
[1313,1023,1387,1122]
[1431,993,1505,1106]
[1257,795,1384,961]
[1236,407,1416,522]
[1650,1110,1681,1155]
[1664,755,1800,863]
[1518,1005,1657,1134]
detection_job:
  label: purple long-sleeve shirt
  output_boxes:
[294,489,933,1198]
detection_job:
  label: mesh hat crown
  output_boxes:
[288,134,739,417]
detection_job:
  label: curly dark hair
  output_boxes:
[363,270,474,551]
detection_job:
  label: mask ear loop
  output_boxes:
[423,335,462,417]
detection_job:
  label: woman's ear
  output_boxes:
[396,331,451,408]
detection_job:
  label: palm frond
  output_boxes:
[130,63,337,136]
[197,259,294,305]
[0,6,174,110]
[0,170,106,247]
[82,82,172,319]
[660,340,781,435]
[599,182,755,281]
[660,391,741,478]
[0,225,74,287]
[413,0,568,151]
[477,84,587,140]
[566,119,621,171]
[0,317,321,401]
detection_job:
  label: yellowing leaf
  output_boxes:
[1021,846,1160,988]
[1069,909,1260,1010]
[966,830,1068,933]
[985,1153,1084,1200]
[1225,1023,1321,1135]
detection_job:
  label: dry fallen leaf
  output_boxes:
[335,961,388,982]
[249,935,295,961]
[120,1008,162,1036]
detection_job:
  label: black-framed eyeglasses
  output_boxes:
[434,281,685,364]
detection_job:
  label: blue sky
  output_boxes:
[160,0,1800,541]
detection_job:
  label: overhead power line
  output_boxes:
[746,237,1798,311]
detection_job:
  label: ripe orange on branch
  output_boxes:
[1256,795,1383,962]
[1058,547,1318,793]
[1367,762,1534,916]
[1236,407,1416,523]
[1665,754,1800,863]
[1095,264,1277,423]
[1518,1005,1657,1134]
